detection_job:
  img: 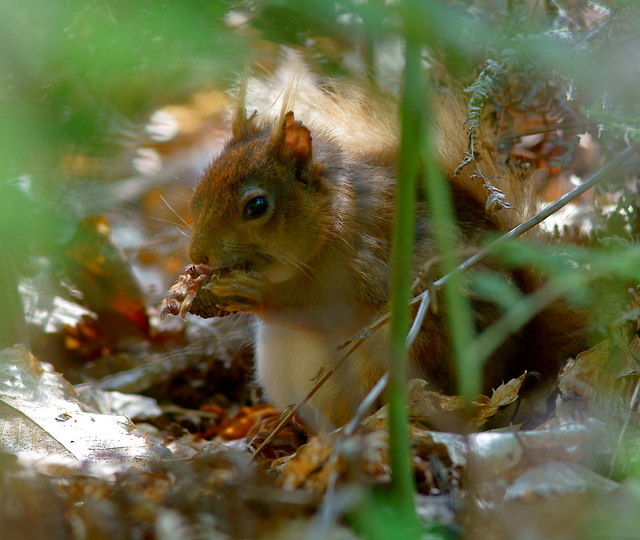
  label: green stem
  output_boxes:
[421,95,478,397]
[0,235,28,349]
[385,0,422,536]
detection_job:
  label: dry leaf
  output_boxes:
[218,404,280,440]
[278,430,390,492]
[403,377,528,432]
[75,386,163,420]
[557,340,640,423]
[0,346,155,465]
[473,373,527,428]
[405,379,477,432]
[277,436,336,490]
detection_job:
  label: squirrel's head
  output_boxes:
[189,111,334,284]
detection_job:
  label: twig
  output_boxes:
[250,146,635,459]
[344,373,390,437]
[500,120,596,140]
[307,467,342,540]
[405,286,432,349]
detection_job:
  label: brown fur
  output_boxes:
[188,67,586,427]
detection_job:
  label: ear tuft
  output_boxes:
[231,76,257,140]
[283,111,312,162]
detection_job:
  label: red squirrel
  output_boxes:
[175,65,585,429]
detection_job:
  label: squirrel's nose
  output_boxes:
[188,243,224,269]
[189,235,243,270]
[187,238,209,265]
[189,251,209,266]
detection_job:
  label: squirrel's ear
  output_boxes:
[279,111,312,163]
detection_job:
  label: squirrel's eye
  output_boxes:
[244,195,269,219]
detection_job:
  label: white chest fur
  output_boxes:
[254,318,389,429]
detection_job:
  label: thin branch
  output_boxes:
[405,287,432,349]
[500,120,596,140]
[344,373,390,437]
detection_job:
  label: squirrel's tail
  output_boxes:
[433,89,536,235]
[243,51,398,161]
[435,90,589,392]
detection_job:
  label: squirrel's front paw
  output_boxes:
[203,270,267,312]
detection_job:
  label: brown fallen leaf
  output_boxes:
[277,430,390,492]
[386,376,531,434]
[63,313,111,358]
[405,379,477,432]
[472,373,527,428]
[557,340,640,423]
[276,436,336,490]
[247,410,309,462]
